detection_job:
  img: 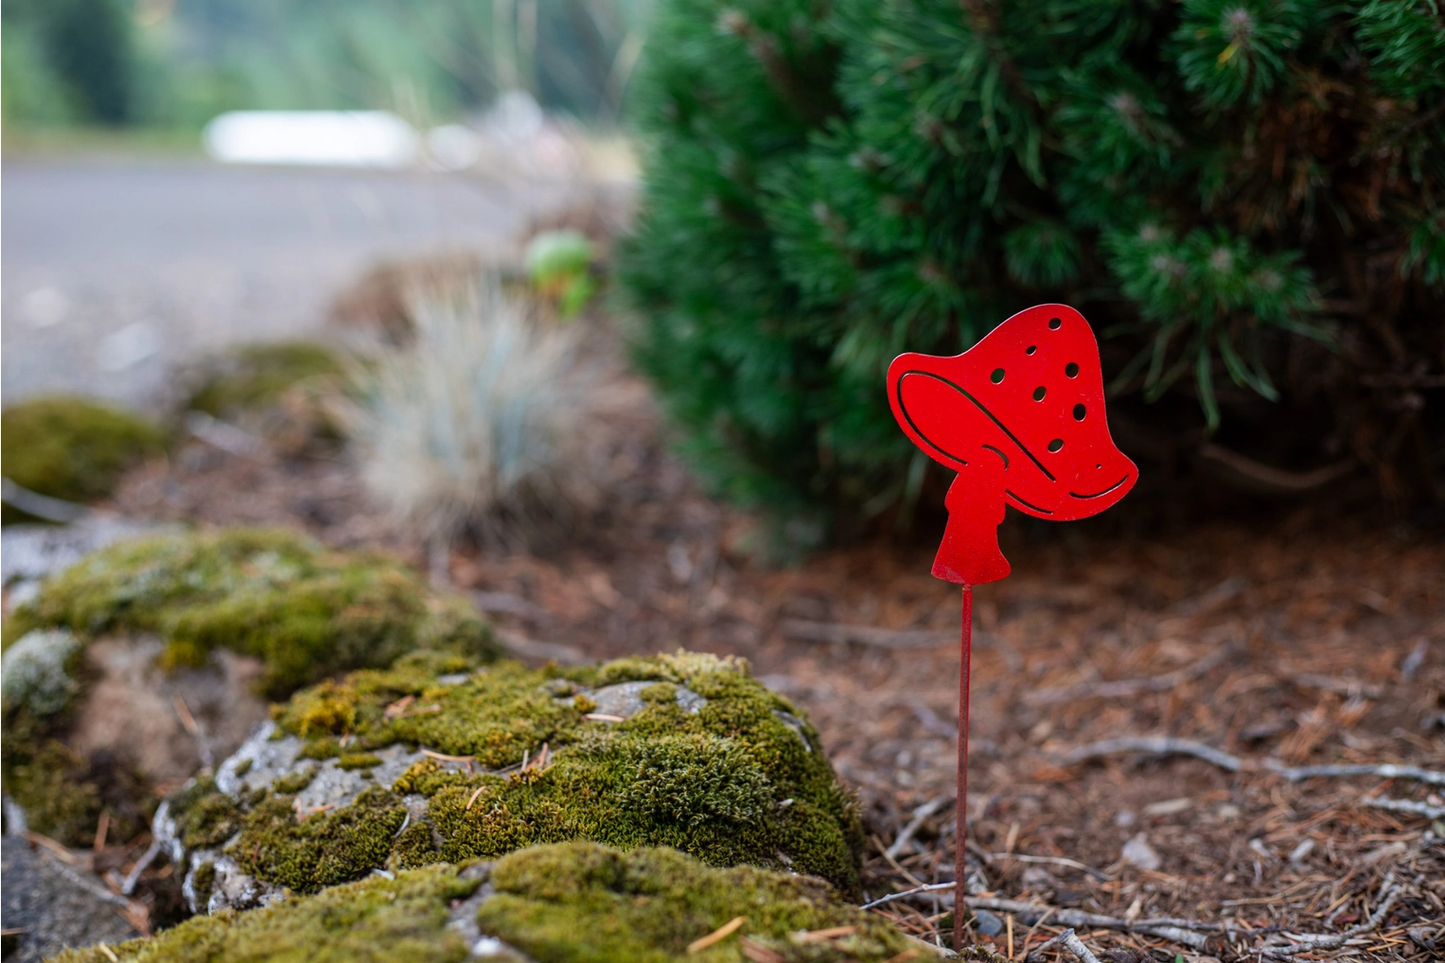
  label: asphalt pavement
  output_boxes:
[3,156,565,408]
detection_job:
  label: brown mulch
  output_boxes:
[109,363,1445,962]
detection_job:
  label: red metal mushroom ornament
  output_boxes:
[886,304,1137,949]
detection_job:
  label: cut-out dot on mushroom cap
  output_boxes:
[1033,386,1046,401]
[991,368,1005,383]
[1049,317,1062,330]
[1065,362,1079,377]
[1073,403,1086,421]
[1026,345,1037,355]
[1048,438,1064,452]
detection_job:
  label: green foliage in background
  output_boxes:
[3,0,653,132]
[621,0,1445,535]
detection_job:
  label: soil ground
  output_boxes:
[88,324,1445,962]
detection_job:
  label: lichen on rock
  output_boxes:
[1,527,499,847]
[160,650,865,912]
[50,842,930,963]
[1,628,83,716]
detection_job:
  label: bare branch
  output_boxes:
[1255,872,1407,959]
[885,794,953,860]
[1058,736,1445,786]
[1024,650,1228,706]
[1028,928,1102,963]
[1359,796,1445,819]
[1059,736,1244,772]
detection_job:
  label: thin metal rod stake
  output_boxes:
[955,582,973,952]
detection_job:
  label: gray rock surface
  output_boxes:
[0,838,139,962]
[0,518,170,606]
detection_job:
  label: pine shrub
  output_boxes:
[620,0,1445,535]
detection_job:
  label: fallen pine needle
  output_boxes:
[421,749,476,763]
[688,916,746,954]
[25,831,80,864]
[466,786,486,810]
[93,810,110,853]
[172,695,199,736]
[384,695,416,719]
[584,713,628,722]
[97,944,119,963]
[791,925,858,943]
[739,939,785,963]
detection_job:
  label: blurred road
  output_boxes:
[3,157,564,407]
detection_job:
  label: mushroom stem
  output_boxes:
[932,472,1010,585]
[955,582,973,953]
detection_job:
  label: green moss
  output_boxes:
[337,752,383,771]
[222,651,863,897]
[170,776,245,850]
[297,738,342,761]
[1,396,164,523]
[191,861,217,904]
[1,528,496,847]
[233,786,408,893]
[50,844,934,963]
[185,341,345,417]
[1,737,152,844]
[1,527,499,694]
[50,864,477,963]
[480,842,916,962]
[233,758,253,777]
[273,765,319,795]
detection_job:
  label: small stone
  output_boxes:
[586,680,706,719]
[973,908,1005,936]
[1114,808,1136,828]
[1121,832,1161,871]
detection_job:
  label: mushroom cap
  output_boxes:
[888,304,1137,522]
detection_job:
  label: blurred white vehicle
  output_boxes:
[203,111,420,168]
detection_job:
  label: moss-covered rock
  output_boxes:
[1,396,165,524]
[1,527,497,694]
[161,651,864,913]
[52,842,931,963]
[184,342,344,418]
[182,342,347,456]
[2,528,499,847]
